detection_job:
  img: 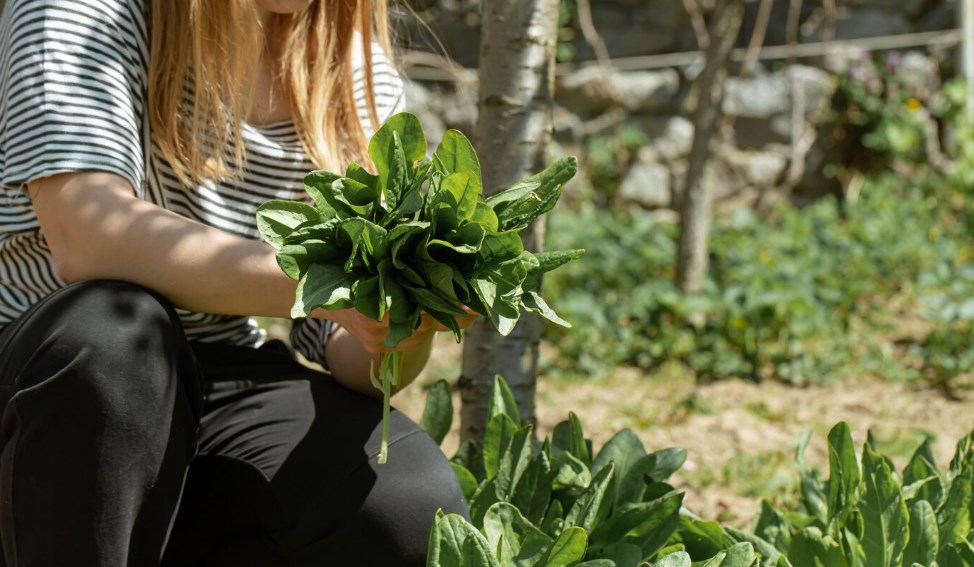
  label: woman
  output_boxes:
[0,0,469,565]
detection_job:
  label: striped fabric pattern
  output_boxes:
[0,0,405,364]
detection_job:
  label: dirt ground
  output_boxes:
[393,334,974,530]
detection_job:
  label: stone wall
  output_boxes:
[398,0,958,211]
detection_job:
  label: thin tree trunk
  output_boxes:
[459,0,560,442]
[675,0,745,293]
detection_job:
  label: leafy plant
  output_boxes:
[740,421,974,567]
[421,375,771,566]
[256,112,583,461]
[542,173,964,388]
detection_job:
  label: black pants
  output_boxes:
[0,280,467,566]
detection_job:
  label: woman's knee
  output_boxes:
[353,423,469,563]
[0,280,201,423]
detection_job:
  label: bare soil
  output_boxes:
[393,334,974,529]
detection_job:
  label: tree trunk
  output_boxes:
[459,0,560,442]
[675,0,745,292]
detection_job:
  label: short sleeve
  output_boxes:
[0,0,148,197]
[290,318,338,368]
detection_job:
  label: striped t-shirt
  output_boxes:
[0,0,405,363]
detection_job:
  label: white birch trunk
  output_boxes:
[459,0,560,442]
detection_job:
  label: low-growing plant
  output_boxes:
[420,375,777,566]
[542,173,966,388]
[421,380,974,566]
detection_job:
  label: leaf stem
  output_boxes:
[375,350,403,464]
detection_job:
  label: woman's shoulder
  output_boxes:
[3,0,148,36]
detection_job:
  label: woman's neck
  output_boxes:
[247,18,291,126]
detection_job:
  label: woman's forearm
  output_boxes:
[29,171,299,318]
[30,170,438,390]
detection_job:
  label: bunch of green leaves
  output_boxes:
[256,112,583,460]
[257,112,582,344]
[419,375,746,566]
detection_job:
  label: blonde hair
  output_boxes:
[148,0,391,185]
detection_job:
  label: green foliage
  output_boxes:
[423,380,974,566]
[422,375,758,566]
[819,51,930,177]
[749,422,974,567]
[542,171,971,387]
[257,113,584,343]
[256,112,584,462]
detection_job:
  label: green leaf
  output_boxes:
[256,200,321,248]
[676,517,735,559]
[903,438,945,508]
[433,129,482,181]
[477,231,525,267]
[483,502,519,565]
[292,263,356,317]
[787,527,847,567]
[903,499,939,566]
[461,529,501,567]
[470,476,501,529]
[565,463,616,534]
[938,464,972,545]
[654,551,691,567]
[753,499,793,554]
[522,290,571,328]
[511,449,553,526]
[368,112,426,181]
[301,170,343,217]
[593,542,641,567]
[542,499,565,539]
[483,414,518,481]
[352,274,384,321]
[428,222,487,256]
[487,375,521,425]
[538,527,587,567]
[699,542,756,567]
[725,527,788,567]
[451,463,479,504]
[553,413,592,469]
[345,162,379,189]
[826,422,861,529]
[487,156,577,232]
[383,130,410,213]
[592,428,646,485]
[453,439,486,483]
[859,443,908,567]
[615,448,687,509]
[494,425,533,502]
[427,511,485,567]
[330,176,379,217]
[588,489,684,555]
[551,452,592,492]
[404,285,468,317]
[482,503,553,567]
[796,430,829,526]
[276,238,346,281]
[419,379,453,446]
[431,171,481,233]
[527,249,587,278]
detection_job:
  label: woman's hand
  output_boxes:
[323,306,480,397]
[328,307,479,355]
